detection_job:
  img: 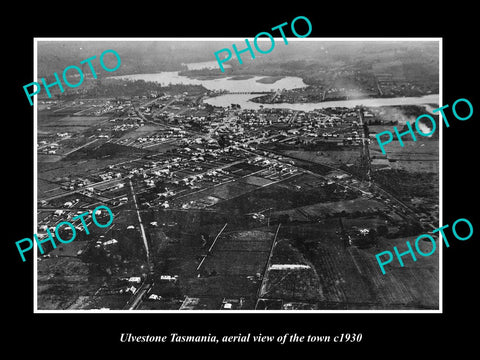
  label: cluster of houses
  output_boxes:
[38,133,72,155]
[133,128,188,148]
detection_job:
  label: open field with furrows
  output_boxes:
[124,207,277,310]
[368,125,399,134]
[40,100,99,113]
[240,175,275,187]
[342,216,390,229]
[262,220,439,309]
[178,229,274,309]
[370,137,439,173]
[271,198,388,222]
[200,238,269,276]
[348,234,439,309]
[210,173,359,217]
[37,177,62,196]
[37,157,134,192]
[140,209,232,274]
[36,205,151,310]
[263,153,338,176]
[370,137,439,157]
[64,142,151,161]
[281,149,361,167]
[37,257,103,310]
[260,239,324,303]
[208,181,259,200]
[38,112,110,133]
[37,154,64,163]
[168,173,268,209]
[115,125,164,141]
[176,170,299,206]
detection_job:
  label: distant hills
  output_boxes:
[37,40,439,84]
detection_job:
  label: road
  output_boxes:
[129,179,150,261]
[196,222,228,272]
[271,89,282,103]
[257,223,281,301]
[357,107,371,181]
[150,98,176,119]
[61,138,100,158]
[124,281,152,310]
[204,111,237,140]
[122,180,153,311]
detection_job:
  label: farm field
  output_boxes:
[260,220,439,309]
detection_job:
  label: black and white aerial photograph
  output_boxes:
[6,3,480,355]
[34,39,441,311]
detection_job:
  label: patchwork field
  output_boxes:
[260,220,439,309]
[370,137,439,173]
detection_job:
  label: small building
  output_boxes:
[125,286,137,294]
[103,239,118,246]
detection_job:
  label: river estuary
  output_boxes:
[113,70,439,112]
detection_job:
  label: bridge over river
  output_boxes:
[223,91,272,95]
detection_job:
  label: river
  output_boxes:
[113,71,307,92]
[204,93,440,112]
[112,70,439,112]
